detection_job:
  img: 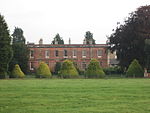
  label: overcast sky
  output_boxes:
[1,0,150,44]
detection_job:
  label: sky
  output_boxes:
[0,0,150,44]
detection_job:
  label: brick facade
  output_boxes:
[28,44,109,72]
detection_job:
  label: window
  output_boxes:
[82,50,86,57]
[30,50,34,58]
[30,62,34,70]
[64,50,67,56]
[55,50,59,57]
[73,50,77,57]
[45,50,50,58]
[97,50,102,57]
[82,62,87,69]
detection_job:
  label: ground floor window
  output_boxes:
[82,62,87,69]
[30,62,34,70]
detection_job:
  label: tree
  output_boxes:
[54,62,61,75]
[126,59,144,77]
[144,39,150,70]
[85,59,105,78]
[84,31,95,44]
[12,27,25,44]
[0,14,13,78]
[9,27,29,74]
[51,33,64,44]
[108,5,150,69]
[11,64,25,78]
[36,62,52,78]
[59,60,79,78]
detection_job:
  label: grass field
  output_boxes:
[0,79,150,113]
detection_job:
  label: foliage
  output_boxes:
[103,66,123,75]
[11,64,25,78]
[85,59,105,78]
[84,31,95,44]
[36,62,52,78]
[126,59,144,77]
[12,27,25,44]
[51,33,64,44]
[144,39,150,69]
[0,14,13,78]
[59,60,79,78]
[9,27,29,74]
[54,62,61,75]
[108,5,150,69]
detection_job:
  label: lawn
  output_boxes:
[0,79,150,113]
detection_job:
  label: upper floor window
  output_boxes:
[30,50,34,58]
[45,50,50,58]
[73,50,77,57]
[82,50,86,57]
[64,50,67,56]
[97,50,102,57]
[55,50,59,57]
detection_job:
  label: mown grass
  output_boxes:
[0,78,150,113]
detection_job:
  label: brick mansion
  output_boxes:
[27,37,116,72]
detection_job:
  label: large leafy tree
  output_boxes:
[108,5,150,69]
[9,27,29,74]
[51,33,64,44]
[0,14,13,78]
[84,31,95,44]
[144,39,150,69]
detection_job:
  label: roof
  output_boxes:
[27,44,109,48]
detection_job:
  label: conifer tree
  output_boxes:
[51,33,64,44]
[85,59,105,78]
[11,64,25,78]
[36,62,52,78]
[0,14,13,78]
[59,60,79,78]
[9,27,29,74]
[84,31,95,44]
[126,59,144,77]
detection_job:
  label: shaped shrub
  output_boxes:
[36,62,52,78]
[85,59,105,78]
[126,59,144,77]
[59,60,79,78]
[11,64,25,78]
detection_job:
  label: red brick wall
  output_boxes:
[28,44,108,72]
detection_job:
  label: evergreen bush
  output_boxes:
[85,59,105,78]
[59,60,79,78]
[126,59,144,77]
[11,64,25,78]
[36,62,52,78]
[54,62,61,75]
[103,66,123,75]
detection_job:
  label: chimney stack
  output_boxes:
[39,38,43,45]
